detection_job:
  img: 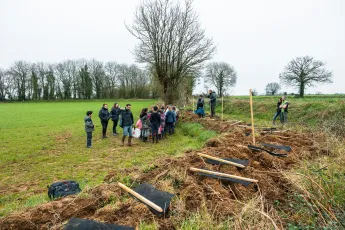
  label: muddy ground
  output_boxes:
[0,112,328,229]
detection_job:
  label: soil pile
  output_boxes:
[0,113,328,229]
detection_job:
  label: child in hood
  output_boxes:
[84,111,94,148]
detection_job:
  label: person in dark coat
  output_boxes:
[99,104,110,138]
[84,111,94,148]
[110,103,121,136]
[195,95,205,118]
[272,97,282,125]
[120,104,134,146]
[207,90,217,117]
[150,106,161,144]
[165,106,176,135]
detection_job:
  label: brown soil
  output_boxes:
[0,112,328,230]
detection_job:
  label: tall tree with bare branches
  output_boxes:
[279,56,332,97]
[204,62,237,97]
[127,0,215,103]
[265,82,281,95]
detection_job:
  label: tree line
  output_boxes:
[0,59,155,101]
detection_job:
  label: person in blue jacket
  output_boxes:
[165,106,176,135]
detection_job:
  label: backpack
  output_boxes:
[48,180,81,200]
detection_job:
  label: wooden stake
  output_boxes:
[118,182,164,213]
[197,153,245,168]
[249,89,256,145]
[222,96,224,120]
[190,167,258,183]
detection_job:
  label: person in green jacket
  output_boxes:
[84,111,95,148]
[207,90,217,117]
[280,96,289,124]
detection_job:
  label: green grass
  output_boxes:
[0,100,216,217]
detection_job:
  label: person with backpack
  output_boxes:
[120,104,134,146]
[84,111,94,148]
[140,108,150,142]
[166,106,176,135]
[207,90,217,117]
[110,103,121,136]
[150,106,161,144]
[272,97,283,125]
[99,104,110,139]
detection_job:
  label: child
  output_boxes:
[160,109,166,139]
[140,108,150,142]
[166,106,176,135]
[84,111,94,148]
[150,106,161,144]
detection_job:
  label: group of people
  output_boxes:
[195,89,217,118]
[272,95,289,125]
[83,103,179,148]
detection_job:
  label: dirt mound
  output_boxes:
[0,113,328,229]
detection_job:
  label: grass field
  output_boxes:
[0,100,216,217]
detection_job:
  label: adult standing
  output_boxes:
[272,97,283,125]
[280,96,289,124]
[99,104,110,139]
[120,104,134,146]
[150,106,161,144]
[165,106,176,135]
[110,103,121,136]
[207,90,217,117]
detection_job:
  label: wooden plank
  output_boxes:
[197,153,246,168]
[190,167,258,183]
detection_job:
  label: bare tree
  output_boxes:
[127,0,215,104]
[251,89,258,96]
[204,62,237,96]
[104,61,120,98]
[7,61,31,100]
[89,59,105,99]
[265,82,281,95]
[279,56,332,97]
[0,68,6,100]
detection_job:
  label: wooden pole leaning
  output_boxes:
[249,89,256,145]
[190,167,258,183]
[222,96,224,120]
[118,182,164,213]
[197,153,245,168]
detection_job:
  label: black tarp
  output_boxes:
[64,218,135,230]
[197,172,251,186]
[133,183,174,216]
[258,142,292,152]
[248,145,288,157]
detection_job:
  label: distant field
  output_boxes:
[0,100,216,216]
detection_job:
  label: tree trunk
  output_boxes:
[299,81,305,97]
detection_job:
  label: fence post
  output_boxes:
[249,89,256,145]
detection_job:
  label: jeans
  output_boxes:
[166,122,174,135]
[101,121,108,136]
[112,120,118,134]
[123,126,133,137]
[151,124,159,140]
[273,111,281,121]
[280,112,288,124]
[210,104,216,117]
[86,132,92,147]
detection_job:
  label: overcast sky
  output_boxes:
[1,0,344,95]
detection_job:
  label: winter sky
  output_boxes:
[1,0,344,95]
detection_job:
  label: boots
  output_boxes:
[128,136,133,146]
[152,137,155,144]
[121,136,126,146]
